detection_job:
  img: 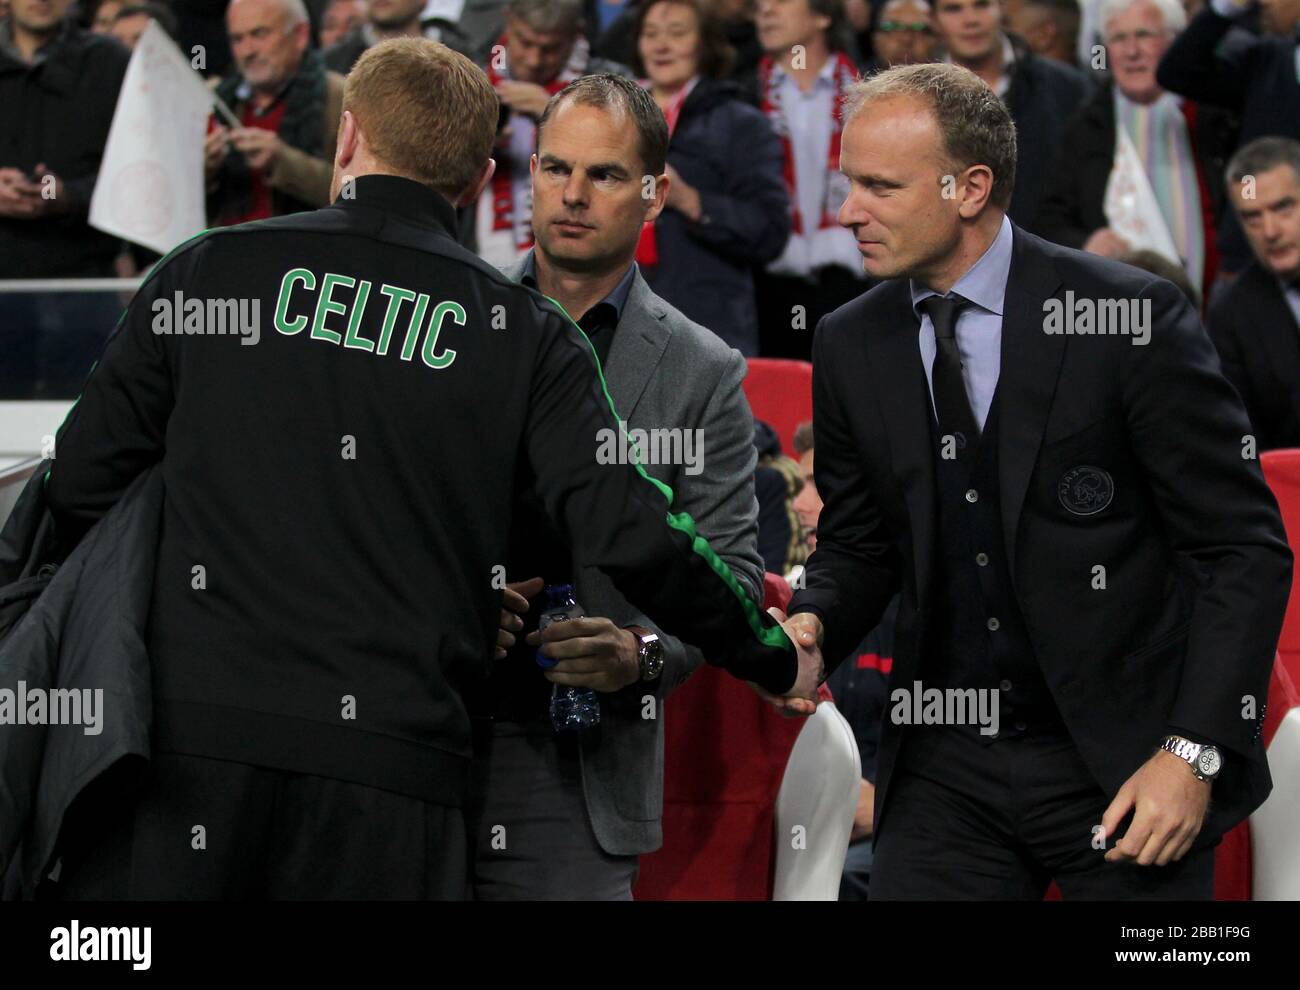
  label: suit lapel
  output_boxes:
[604,272,672,421]
[997,228,1066,579]
[500,257,670,418]
[867,283,939,602]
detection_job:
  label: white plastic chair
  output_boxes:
[772,701,861,900]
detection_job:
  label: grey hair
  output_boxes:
[1225,136,1300,189]
[1099,0,1186,36]
[844,62,1018,210]
[506,0,583,35]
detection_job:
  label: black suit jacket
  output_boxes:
[1208,262,1300,452]
[790,223,1292,848]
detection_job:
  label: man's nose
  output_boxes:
[563,172,588,204]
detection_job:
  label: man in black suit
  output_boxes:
[1208,137,1300,451]
[776,62,1291,899]
[928,0,1092,229]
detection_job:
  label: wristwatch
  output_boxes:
[1161,735,1223,782]
[628,626,664,682]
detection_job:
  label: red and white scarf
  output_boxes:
[477,33,591,266]
[759,51,858,236]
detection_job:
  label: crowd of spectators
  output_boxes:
[3,0,1300,430]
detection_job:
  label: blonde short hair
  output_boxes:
[845,62,1017,210]
[344,38,500,202]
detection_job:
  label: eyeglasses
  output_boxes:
[877,21,932,33]
[1104,28,1169,46]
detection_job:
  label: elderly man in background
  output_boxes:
[1208,138,1300,451]
[205,0,344,226]
[1036,0,1235,299]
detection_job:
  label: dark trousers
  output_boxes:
[48,752,469,900]
[467,719,639,900]
[872,725,1217,900]
[755,267,868,361]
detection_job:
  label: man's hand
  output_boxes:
[0,167,37,218]
[1100,748,1212,866]
[1082,227,1131,258]
[495,80,551,119]
[0,165,65,218]
[205,125,231,181]
[663,164,703,222]
[749,608,825,717]
[495,575,544,659]
[528,616,642,693]
[851,778,875,842]
[229,128,284,172]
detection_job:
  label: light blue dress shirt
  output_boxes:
[910,215,1015,432]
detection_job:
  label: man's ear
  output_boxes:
[454,158,497,208]
[336,110,359,172]
[642,170,669,225]
[957,164,995,219]
[329,110,359,202]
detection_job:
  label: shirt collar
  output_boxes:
[910,214,1014,318]
[768,53,839,90]
[333,173,459,234]
[521,250,638,323]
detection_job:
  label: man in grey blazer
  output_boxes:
[464,73,764,899]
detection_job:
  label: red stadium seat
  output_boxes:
[742,358,813,456]
[1216,451,1300,899]
[1260,449,1300,687]
[633,573,804,900]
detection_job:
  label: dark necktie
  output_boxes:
[922,294,979,450]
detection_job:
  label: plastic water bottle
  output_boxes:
[535,583,601,732]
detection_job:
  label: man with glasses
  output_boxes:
[869,0,938,69]
[1037,0,1235,301]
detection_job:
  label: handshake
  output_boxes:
[494,577,827,717]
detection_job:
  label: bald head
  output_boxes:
[227,0,311,93]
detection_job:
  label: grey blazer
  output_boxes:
[502,258,764,855]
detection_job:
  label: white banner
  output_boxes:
[1103,125,1182,267]
[89,21,213,256]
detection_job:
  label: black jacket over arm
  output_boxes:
[43,175,796,810]
[791,223,1291,847]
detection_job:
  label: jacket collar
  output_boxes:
[334,174,459,235]
[501,255,671,418]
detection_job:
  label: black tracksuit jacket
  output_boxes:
[45,174,793,807]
